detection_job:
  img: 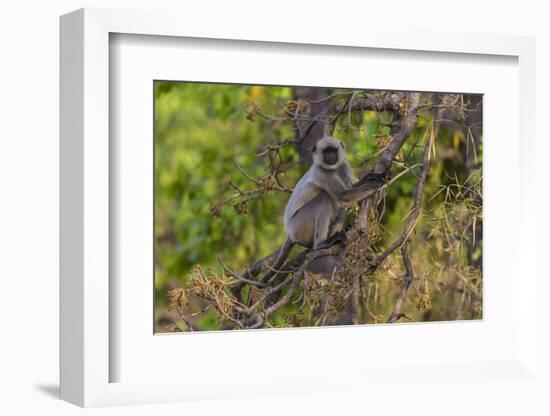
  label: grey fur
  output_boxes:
[284,136,355,248]
[262,136,355,282]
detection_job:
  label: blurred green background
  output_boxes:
[154,81,483,332]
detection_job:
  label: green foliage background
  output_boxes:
[154,82,483,331]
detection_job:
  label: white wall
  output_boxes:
[0,1,548,414]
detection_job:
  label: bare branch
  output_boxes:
[388,242,415,323]
[331,92,403,115]
[374,92,420,174]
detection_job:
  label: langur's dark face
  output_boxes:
[312,136,345,170]
[322,146,339,166]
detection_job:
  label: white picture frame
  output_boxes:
[60,7,540,408]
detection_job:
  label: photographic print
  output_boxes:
[154,82,482,332]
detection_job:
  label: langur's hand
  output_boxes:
[353,170,391,189]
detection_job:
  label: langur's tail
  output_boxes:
[260,237,294,284]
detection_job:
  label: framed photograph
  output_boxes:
[60,7,540,408]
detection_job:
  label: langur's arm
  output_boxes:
[316,174,349,203]
[339,171,389,204]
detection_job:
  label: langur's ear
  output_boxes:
[312,144,317,153]
[340,141,345,149]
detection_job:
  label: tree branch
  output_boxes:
[374,92,420,174]
[388,242,414,323]
[368,118,434,272]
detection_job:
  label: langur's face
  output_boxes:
[322,146,339,166]
[313,136,345,170]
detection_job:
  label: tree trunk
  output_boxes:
[294,87,332,164]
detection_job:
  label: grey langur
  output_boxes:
[263,135,383,281]
[285,135,354,249]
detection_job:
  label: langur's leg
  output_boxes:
[329,208,345,236]
[309,205,343,277]
[313,213,331,249]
